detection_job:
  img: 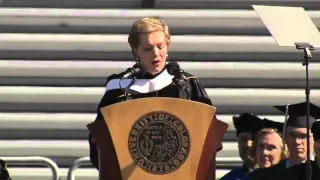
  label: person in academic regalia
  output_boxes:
[261,118,284,133]
[0,159,12,180]
[285,120,320,180]
[219,113,263,180]
[250,102,320,180]
[313,121,320,170]
[310,120,320,178]
[88,17,220,171]
[249,119,288,168]
[250,119,287,168]
[241,119,288,180]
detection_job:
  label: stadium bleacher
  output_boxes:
[0,9,319,35]
[0,0,318,9]
[0,0,320,179]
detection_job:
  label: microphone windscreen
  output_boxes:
[132,62,147,75]
[166,61,180,75]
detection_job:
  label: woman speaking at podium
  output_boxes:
[88,17,220,171]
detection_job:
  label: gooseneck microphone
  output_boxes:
[119,62,146,100]
[121,62,146,79]
[166,61,190,100]
[166,61,181,75]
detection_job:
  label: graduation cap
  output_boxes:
[233,113,263,136]
[273,102,320,128]
[262,118,284,133]
[311,120,320,141]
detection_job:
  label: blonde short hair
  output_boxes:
[249,128,289,168]
[128,17,171,49]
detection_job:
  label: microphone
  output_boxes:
[166,61,188,81]
[166,61,190,99]
[121,62,146,79]
[166,61,182,76]
[119,62,146,101]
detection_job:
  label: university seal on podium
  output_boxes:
[128,112,190,175]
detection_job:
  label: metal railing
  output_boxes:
[1,156,60,180]
[67,156,242,180]
[67,156,91,180]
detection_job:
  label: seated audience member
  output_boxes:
[220,113,263,180]
[286,120,320,180]
[251,119,288,168]
[250,102,320,180]
[241,119,288,180]
[0,160,12,180]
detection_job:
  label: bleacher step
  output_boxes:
[0,8,319,35]
[0,0,317,10]
[0,34,319,61]
[0,86,319,114]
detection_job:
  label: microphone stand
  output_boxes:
[119,76,136,101]
[172,70,190,100]
[295,42,314,180]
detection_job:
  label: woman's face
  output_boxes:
[134,31,168,75]
[256,132,283,168]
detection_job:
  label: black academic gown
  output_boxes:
[219,164,252,180]
[0,159,12,180]
[249,159,288,180]
[286,160,320,180]
[88,67,218,170]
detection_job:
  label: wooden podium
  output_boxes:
[87,97,228,180]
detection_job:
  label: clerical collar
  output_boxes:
[105,69,174,93]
